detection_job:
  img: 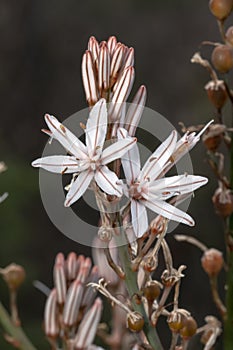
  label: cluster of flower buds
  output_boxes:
[44,252,102,349]
[82,36,146,137]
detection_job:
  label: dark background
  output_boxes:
[0,0,230,349]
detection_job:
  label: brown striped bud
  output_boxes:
[211,45,233,73]
[82,50,98,106]
[110,44,125,87]
[126,311,144,332]
[77,257,92,284]
[81,266,99,308]
[125,85,147,136]
[98,42,110,94]
[107,36,117,56]
[53,263,67,304]
[122,47,134,70]
[66,252,78,281]
[88,36,100,66]
[201,248,224,276]
[74,297,103,349]
[62,279,84,327]
[55,252,65,265]
[44,289,59,338]
[209,0,233,20]
[109,67,135,121]
[1,263,25,290]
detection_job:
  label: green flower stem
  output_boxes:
[0,302,37,350]
[114,229,163,350]
[224,130,233,349]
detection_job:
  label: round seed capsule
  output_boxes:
[179,316,197,339]
[211,45,233,73]
[201,248,224,276]
[209,0,233,20]
[226,26,233,45]
[127,312,144,332]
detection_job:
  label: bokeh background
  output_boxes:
[0,0,230,348]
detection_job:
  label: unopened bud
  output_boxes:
[126,311,144,332]
[44,289,59,338]
[74,297,103,349]
[53,263,67,304]
[1,263,25,290]
[201,248,224,276]
[77,257,92,284]
[62,279,84,327]
[66,252,78,281]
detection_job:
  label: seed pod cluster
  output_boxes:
[168,310,197,339]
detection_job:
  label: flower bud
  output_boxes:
[201,248,224,276]
[212,186,233,218]
[1,263,25,290]
[179,316,197,340]
[209,0,233,20]
[142,280,162,302]
[211,45,233,73]
[205,80,228,111]
[126,311,144,332]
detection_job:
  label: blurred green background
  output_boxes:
[0,0,230,348]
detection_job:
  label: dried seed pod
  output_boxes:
[0,263,25,290]
[205,80,228,111]
[211,45,233,73]
[212,186,233,217]
[167,309,190,333]
[226,26,233,45]
[179,316,197,340]
[202,123,225,152]
[142,280,162,302]
[209,0,233,20]
[201,248,224,276]
[126,311,144,332]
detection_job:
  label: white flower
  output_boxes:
[118,128,209,238]
[32,99,136,207]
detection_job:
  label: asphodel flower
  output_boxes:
[32,98,136,206]
[118,126,210,238]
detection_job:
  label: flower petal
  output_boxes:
[86,99,107,156]
[94,165,122,197]
[117,128,141,183]
[148,174,208,200]
[139,130,177,182]
[32,156,81,173]
[131,200,148,238]
[101,132,137,165]
[45,114,87,159]
[65,170,94,207]
[143,197,194,226]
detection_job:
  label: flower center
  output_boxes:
[129,182,148,200]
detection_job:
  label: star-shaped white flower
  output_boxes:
[32,99,136,207]
[118,128,208,238]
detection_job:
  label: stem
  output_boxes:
[209,275,226,319]
[0,302,37,350]
[224,77,233,349]
[114,229,163,350]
